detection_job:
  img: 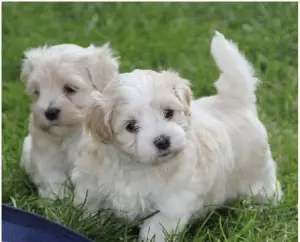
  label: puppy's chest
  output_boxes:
[33,134,76,169]
[102,174,161,219]
[101,168,198,220]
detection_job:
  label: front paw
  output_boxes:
[139,212,190,242]
[39,185,71,200]
[139,225,165,242]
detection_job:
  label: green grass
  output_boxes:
[2,2,297,242]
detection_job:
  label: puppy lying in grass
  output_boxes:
[20,43,119,199]
[72,32,282,241]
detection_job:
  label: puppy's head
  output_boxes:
[86,69,192,165]
[21,43,119,136]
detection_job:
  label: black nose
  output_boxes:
[154,135,171,150]
[45,108,60,121]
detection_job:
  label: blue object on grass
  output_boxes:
[2,204,93,242]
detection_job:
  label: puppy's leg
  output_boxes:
[241,147,283,206]
[21,135,71,200]
[20,135,32,170]
[251,157,283,206]
[139,212,190,242]
[73,187,100,217]
[72,169,100,217]
[38,171,71,200]
[140,191,201,242]
[35,152,71,200]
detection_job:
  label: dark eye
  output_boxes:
[63,85,77,95]
[164,109,174,119]
[33,89,40,96]
[126,120,139,133]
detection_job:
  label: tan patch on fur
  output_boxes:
[85,102,112,144]
[173,84,192,117]
[184,88,192,116]
[153,69,192,117]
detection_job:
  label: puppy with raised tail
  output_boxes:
[72,32,282,241]
[20,43,119,199]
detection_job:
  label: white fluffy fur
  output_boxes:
[20,43,119,199]
[72,32,282,241]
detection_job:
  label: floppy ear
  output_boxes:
[177,81,192,116]
[20,46,48,83]
[84,43,119,91]
[161,70,192,116]
[85,92,113,144]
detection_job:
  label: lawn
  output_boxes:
[2,2,298,242]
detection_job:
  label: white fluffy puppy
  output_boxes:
[72,32,282,241]
[20,43,119,199]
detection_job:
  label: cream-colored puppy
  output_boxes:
[20,43,119,199]
[72,32,282,241]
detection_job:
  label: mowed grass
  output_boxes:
[2,2,297,242]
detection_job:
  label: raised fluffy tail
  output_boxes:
[211,31,259,106]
